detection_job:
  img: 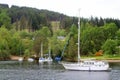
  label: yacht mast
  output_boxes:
[48,45,51,58]
[41,42,43,57]
[78,9,80,63]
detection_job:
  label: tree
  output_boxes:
[61,24,78,60]
[98,17,104,26]
[103,23,118,40]
[116,29,120,45]
[102,39,117,55]
[33,27,51,56]
[0,27,11,60]
[65,37,77,61]
[81,26,106,56]
[50,34,62,57]
[0,10,11,29]
[19,15,29,31]
[55,29,66,36]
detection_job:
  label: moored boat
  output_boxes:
[61,9,110,71]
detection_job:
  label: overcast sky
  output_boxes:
[0,0,120,19]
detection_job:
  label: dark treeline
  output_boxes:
[0,4,120,31]
[0,3,120,61]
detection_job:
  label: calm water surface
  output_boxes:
[0,61,119,80]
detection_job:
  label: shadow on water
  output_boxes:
[0,61,119,80]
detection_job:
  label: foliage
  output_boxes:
[103,23,118,39]
[32,27,51,56]
[0,4,120,60]
[0,27,11,60]
[24,49,30,58]
[116,29,120,45]
[102,39,117,55]
[0,9,11,29]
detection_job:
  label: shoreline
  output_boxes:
[1,59,120,63]
[105,59,120,63]
[8,56,120,63]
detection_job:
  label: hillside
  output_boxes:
[0,3,120,31]
[0,3,75,31]
[1,4,120,60]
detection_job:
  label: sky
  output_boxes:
[0,0,120,19]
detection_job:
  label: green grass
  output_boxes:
[81,54,120,60]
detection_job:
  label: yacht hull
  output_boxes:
[62,61,110,71]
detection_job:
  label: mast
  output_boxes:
[41,42,43,57]
[48,45,51,58]
[78,9,80,63]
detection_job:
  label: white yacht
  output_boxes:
[62,9,110,71]
[62,60,109,71]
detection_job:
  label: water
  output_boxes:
[0,61,119,80]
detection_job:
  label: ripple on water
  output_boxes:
[0,61,120,80]
[0,61,64,80]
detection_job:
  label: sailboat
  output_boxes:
[45,46,53,62]
[39,42,53,63]
[18,57,23,62]
[18,46,23,62]
[28,57,34,62]
[39,42,45,63]
[61,10,110,71]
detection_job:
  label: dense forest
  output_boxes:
[0,3,120,61]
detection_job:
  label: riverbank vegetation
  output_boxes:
[0,4,120,61]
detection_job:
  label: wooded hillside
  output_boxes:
[0,3,120,61]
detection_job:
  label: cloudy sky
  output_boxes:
[0,0,120,19]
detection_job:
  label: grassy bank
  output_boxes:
[81,55,120,62]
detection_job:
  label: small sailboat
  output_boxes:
[45,46,53,62]
[18,57,23,62]
[39,43,53,63]
[39,42,45,63]
[28,57,34,62]
[62,9,110,71]
[18,46,23,62]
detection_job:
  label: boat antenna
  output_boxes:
[78,9,81,63]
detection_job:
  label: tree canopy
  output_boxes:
[0,3,120,60]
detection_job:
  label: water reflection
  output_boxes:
[61,71,110,80]
[109,62,120,80]
[0,61,119,80]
